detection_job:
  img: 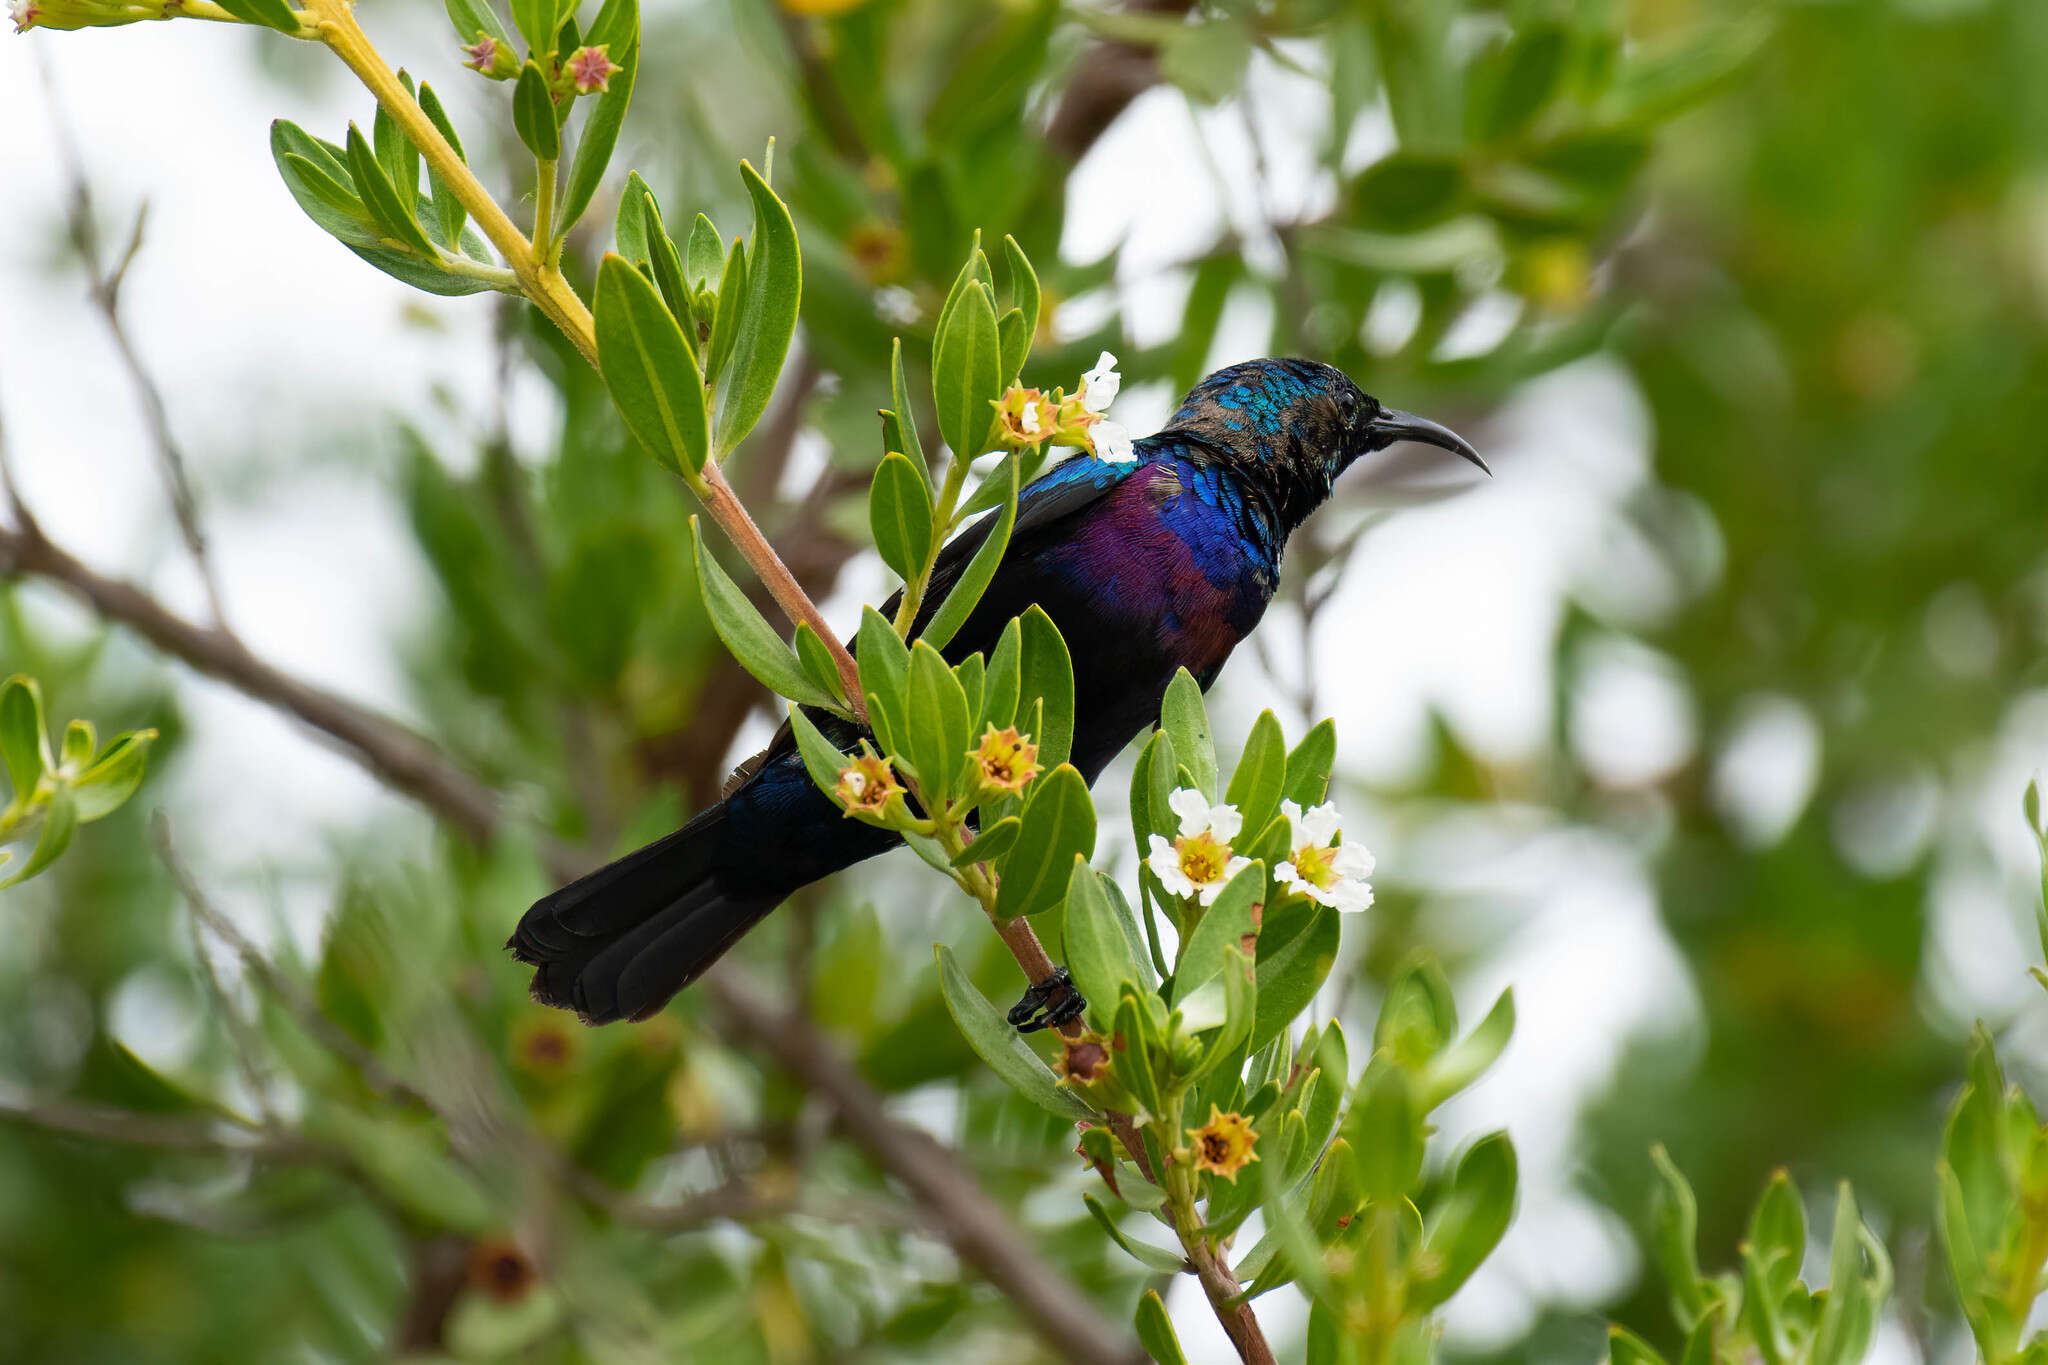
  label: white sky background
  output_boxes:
[3,13,2045,1365]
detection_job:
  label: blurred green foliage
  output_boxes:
[6,0,2048,1361]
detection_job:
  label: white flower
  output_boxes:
[1091,419,1136,465]
[1146,787,1253,905]
[1079,351,1121,413]
[1020,400,1041,436]
[11,0,41,29]
[1274,799,1375,913]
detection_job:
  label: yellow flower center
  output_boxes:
[1176,832,1230,885]
[974,727,1038,793]
[1290,843,1335,889]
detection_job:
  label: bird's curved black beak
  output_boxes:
[1370,409,1489,475]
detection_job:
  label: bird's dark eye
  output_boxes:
[1337,390,1361,427]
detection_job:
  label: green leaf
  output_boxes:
[279,151,371,238]
[887,336,926,469]
[213,0,300,33]
[1134,1290,1188,1365]
[614,171,658,266]
[1478,24,1569,141]
[1811,1183,1891,1365]
[792,624,848,708]
[920,457,1016,650]
[1378,954,1458,1065]
[712,161,802,456]
[1649,1144,1709,1329]
[1130,728,1176,851]
[906,642,971,804]
[444,0,510,47]
[856,607,911,755]
[1608,1327,1673,1365]
[1224,710,1287,841]
[371,97,418,207]
[559,0,638,237]
[1063,858,1151,1030]
[979,617,1022,733]
[1018,606,1074,772]
[993,765,1095,919]
[932,279,1002,461]
[72,730,157,822]
[869,452,935,583]
[311,1107,495,1233]
[685,213,722,290]
[416,84,469,248]
[931,238,992,357]
[508,0,559,55]
[1421,987,1515,1109]
[61,723,96,772]
[1172,862,1264,1005]
[687,519,840,712]
[704,236,746,387]
[788,705,850,798]
[933,944,1093,1121]
[1084,1193,1185,1274]
[578,0,621,46]
[593,253,709,477]
[345,123,438,260]
[1746,1169,1806,1302]
[1250,902,1339,1055]
[512,63,561,161]
[1350,1060,1423,1200]
[1161,668,1215,798]
[951,817,1019,866]
[1188,942,1256,1082]
[1412,1132,1518,1308]
[0,676,49,798]
[998,234,1040,386]
[0,786,76,889]
[1283,719,1336,806]
[1936,1160,1998,1359]
[1352,152,1465,230]
[1114,990,1167,1120]
[639,200,692,323]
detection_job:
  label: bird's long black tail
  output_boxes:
[509,800,783,1024]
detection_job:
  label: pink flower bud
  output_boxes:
[565,44,622,95]
[461,33,518,80]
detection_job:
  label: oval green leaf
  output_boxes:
[594,253,709,477]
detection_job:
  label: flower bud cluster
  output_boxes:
[461,32,620,99]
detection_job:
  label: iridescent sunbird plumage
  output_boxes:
[511,358,1483,1024]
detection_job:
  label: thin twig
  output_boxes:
[154,814,445,1116]
[38,54,230,627]
[0,504,535,858]
[0,1084,321,1159]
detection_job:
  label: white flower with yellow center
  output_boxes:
[1275,799,1375,913]
[1147,788,1253,905]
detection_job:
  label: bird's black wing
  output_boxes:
[892,452,1141,634]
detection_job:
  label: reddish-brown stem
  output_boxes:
[694,459,865,722]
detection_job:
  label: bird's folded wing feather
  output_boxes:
[735,453,1144,782]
